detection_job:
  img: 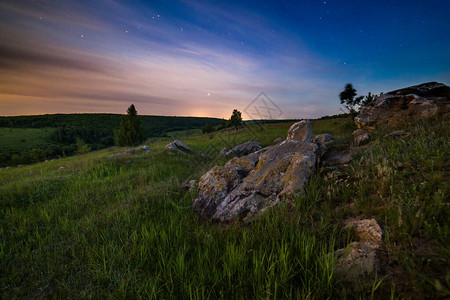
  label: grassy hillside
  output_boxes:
[0,127,56,152]
[1,116,448,298]
[0,114,224,167]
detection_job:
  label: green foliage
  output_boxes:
[75,138,91,154]
[1,116,448,298]
[229,109,242,129]
[114,104,146,147]
[201,123,215,134]
[339,83,364,117]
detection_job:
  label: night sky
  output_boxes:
[1,0,449,119]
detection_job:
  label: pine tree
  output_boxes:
[114,104,146,146]
[229,109,242,129]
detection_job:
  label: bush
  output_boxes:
[201,123,215,134]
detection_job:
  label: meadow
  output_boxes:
[1,116,448,298]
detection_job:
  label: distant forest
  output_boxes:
[0,114,223,167]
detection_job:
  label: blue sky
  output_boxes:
[0,0,449,118]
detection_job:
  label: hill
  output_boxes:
[1,115,448,298]
[0,114,224,166]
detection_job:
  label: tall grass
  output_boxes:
[1,117,448,298]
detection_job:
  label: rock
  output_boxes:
[192,140,318,222]
[273,137,284,144]
[335,218,383,281]
[219,147,228,156]
[224,141,262,158]
[314,133,334,156]
[58,166,68,170]
[335,242,380,280]
[356,82,450,130]
[201,153,210,160]
[108,153,125,159]
[313,133,334,144]
[352,129,368,136]
[286,120,313,142]
[182,180,197,191]
[166,139,193,155]
[322,149,352,165]
[125,149,136,155]
[355,133,370,146]
[384,130,409,139]
[345,218,383,245]
[142,145,150,151]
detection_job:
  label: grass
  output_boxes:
[0,127,56,153]
[1,116,448,298]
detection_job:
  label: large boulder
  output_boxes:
[225,141,262,158]
[286,120,313,142]
[166,139,193,155]
[356,82,450,130]
[192,140,318,222]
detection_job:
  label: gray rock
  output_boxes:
[355,133,370,146]
[313,133,334,144]
[335,242,380,280]
[384,130,408,139]
[286,120,313,142]
[58,166,68,170]
[335,218,383,281]
[219,147,229,156]
[108,153,125,159]
[356,82,450,130]
[225,141,262,158]
[182,180,197,191]
[192,140,318,222]
[126,149,136,155]
[352,129,368,136]
[166,139,193,155]
[142,145,150,151]
[344,218,383,245]
[273,137,284,144]
[201,153,210,159]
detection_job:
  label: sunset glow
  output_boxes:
[1,0,449,118]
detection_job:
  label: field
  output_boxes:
[0,127,56,153]
[1,116,449,298]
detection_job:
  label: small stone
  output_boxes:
[355,133,370,146]
[125,149,136,155]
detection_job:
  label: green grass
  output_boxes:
[1,116,448,298]
[0,127,56,152]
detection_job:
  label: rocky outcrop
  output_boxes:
[356,82,450,130]
[166,140,193,155]
[192,140,318,222]
[286,120,313,142]
[224,141,262,158]
[335,218,383,281]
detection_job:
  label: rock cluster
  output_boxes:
[192,120,322,222]
[356,82,450,130]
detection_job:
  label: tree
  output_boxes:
[339,83,364,118]
[201,123,215,134]
[114,104,146,146]
[229,109,242,129]
[75,137,91,154]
